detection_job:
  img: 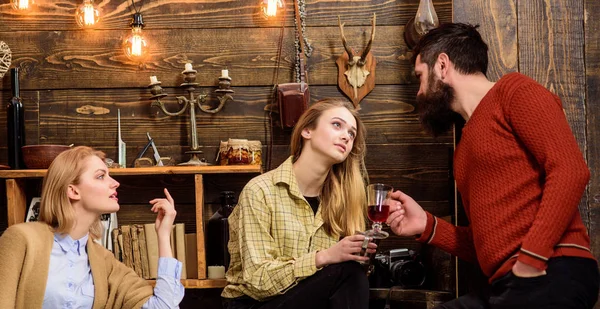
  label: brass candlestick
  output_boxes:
[149,66,234,166]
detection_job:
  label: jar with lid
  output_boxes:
[226,139,251,165]
[206,191,236,269]
[248,141,262,165]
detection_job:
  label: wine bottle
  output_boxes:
[7,68,25,169]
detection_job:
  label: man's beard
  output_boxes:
[416,75,459,137]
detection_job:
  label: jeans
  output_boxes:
[437,257,599,309]
[222,261,369,309]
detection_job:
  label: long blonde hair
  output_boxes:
[39,146,106,239]
[290,98,368,237]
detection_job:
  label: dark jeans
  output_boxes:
[437,257,600,309]
[222,261,369,309]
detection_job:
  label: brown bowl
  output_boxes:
[21,145,72,169]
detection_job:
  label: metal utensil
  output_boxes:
[147,132,164,166]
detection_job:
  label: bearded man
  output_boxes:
[386,23,599,309]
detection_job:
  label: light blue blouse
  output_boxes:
[43,233,184,309]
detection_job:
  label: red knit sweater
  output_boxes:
[417,72,594,282]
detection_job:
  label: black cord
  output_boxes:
[130,0,143,13]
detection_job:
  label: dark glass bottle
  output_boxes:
[206,191,236,270]
[7,68,25,169]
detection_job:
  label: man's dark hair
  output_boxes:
[412,23,489,76]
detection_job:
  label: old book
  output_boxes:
[111,228,121,261]
[170,226,175,257]
[185,233,198,279]
[136,224,150,279]
[117,234,124,262]
[175,223,187,279]
[130,225,143,277]
[144,223,159,279]
[121,225,134,270]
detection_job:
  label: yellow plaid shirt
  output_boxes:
[222,157,339,301]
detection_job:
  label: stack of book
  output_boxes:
[111,223,198,279]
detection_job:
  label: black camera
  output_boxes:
[369,248,426,288]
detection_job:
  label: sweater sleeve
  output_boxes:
[415,212,478,264]
[104,250,154,309]
[506,83,590,271]
[0,226,26,308]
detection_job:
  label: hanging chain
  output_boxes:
[294,0,312,83]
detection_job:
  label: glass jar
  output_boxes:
[226,138,251,165]
[248,141,262,165]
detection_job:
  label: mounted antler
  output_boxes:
[338,16,355,65]
[336,13,377,107]
[358,14,376,67]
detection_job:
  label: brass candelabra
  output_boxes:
[149,65,234,166]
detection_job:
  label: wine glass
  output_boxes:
[366,183,393,239]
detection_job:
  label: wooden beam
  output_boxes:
[585,0,600,271]
[6,179,26,226]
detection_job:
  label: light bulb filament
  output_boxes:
[18,0,29,9]
[83,3,95,25]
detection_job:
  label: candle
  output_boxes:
[185,63,193,71]
[207,265,226,279]
[150,76,158,84]
[221,69,229,78]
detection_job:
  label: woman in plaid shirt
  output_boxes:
[223,98,374,309]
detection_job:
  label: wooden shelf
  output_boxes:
[0,165,262,178]
[147,279,227,289]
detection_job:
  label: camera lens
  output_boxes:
[389,260,426,288]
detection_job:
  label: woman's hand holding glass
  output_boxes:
[315,234,377,268]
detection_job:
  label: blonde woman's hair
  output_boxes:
[39,146,106,239]
[290,98,368,237]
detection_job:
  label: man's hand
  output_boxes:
[512,260,547,278]
[386,190,427,237]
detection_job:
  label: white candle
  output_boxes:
[150,76,158,84]
[207,265,226,279]
[221,69,229,78]
[185,63,193,71]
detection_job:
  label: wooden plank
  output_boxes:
[517,0,589,223]
[195,174,206,279]
[147,278,226,289]
[453,0,518,81]
[6,179,26,225]
[585,0,600,277]
[0,26,417,90]
[453,0,518,298]
[0,0,451,31]
[0,165,261,178]
[0,84,451,165]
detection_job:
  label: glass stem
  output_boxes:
[373,222,382,233]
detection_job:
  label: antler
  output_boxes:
[338,16,354,62]
[358,13,376,66]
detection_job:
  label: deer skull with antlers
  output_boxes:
[336,13,376,107]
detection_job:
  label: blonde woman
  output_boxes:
[0,146,184,309]
[222,98,375,309]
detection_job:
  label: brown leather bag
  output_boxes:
[276,81,309,129]
[275,0,309,129]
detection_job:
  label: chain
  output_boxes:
[294,0,312,82]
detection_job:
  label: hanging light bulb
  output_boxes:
[11,0,32,10]
[260,0,284,19]
[75,0,100,28]
[404,0,439,49]
[414,0,439,36]
[123,13,149,62]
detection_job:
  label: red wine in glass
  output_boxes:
[367,204,390,223]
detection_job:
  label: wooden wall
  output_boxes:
[454,0,600,306]
[1,0,598,307]
[0,0,455,304]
